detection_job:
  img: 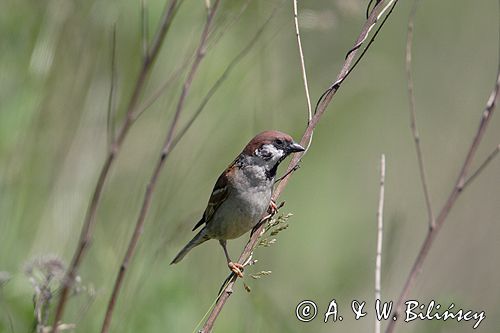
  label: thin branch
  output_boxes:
[50,1,180,331]
[136,0,260,137]
[133,60,188,121]
[406,0,434,228]
[99,2,221,332]
[293,0,313,152]
[133,0,254,121]
[385,70,500,333]
[462,144,500,189]
[147,0,181,65]
[200,1,400,331]
[312,0,398,125]
[275,164,300,183]
[106,25,117,151]
[162,0,220,158]
[170,8,274,151]
[280,0,399,198]
[206,0,253,52]
[141,0,149,60]
[366,0,376,19]
[386,6,500,331]
[375,154,385,333]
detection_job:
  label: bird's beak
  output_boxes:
[287,142,305,153]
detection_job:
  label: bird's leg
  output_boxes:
[219,240,244,278]
[262,198,282,221]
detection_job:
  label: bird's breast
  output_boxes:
[206,168,272,240]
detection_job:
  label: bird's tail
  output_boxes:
[170,228,210,264]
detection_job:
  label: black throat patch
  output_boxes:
[266,162,278,180]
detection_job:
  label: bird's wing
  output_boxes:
[192,166,232,231]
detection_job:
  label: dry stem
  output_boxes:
[293,0,313,152]
[385,69,500,333]
[406,0,434,228]
[384,3,500,332]
[99,1,221,332]
[51,1,180,330]
[463,144,500,189]
[171,9,275,151]
[375,154,385,333]
[199,1,400,331]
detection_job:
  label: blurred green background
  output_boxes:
[1,0,499,332]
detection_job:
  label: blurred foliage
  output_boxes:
[1,0,499,332]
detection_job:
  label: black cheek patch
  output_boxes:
[260,150,273,160]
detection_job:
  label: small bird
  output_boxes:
[171,130,304,277]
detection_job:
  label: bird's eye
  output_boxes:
[275,139,284,146]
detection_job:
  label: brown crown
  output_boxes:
[241,130,293,156]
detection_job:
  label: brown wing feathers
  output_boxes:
[192,166,232,231]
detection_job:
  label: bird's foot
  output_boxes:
[268,199,278,215]
[228,262,244,278]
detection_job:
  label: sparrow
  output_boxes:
[170,130,304,277]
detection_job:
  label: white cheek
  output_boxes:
[259,144,284,163]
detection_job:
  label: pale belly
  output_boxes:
[205,188,271,240]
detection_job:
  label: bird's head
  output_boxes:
[241,130,305,171]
